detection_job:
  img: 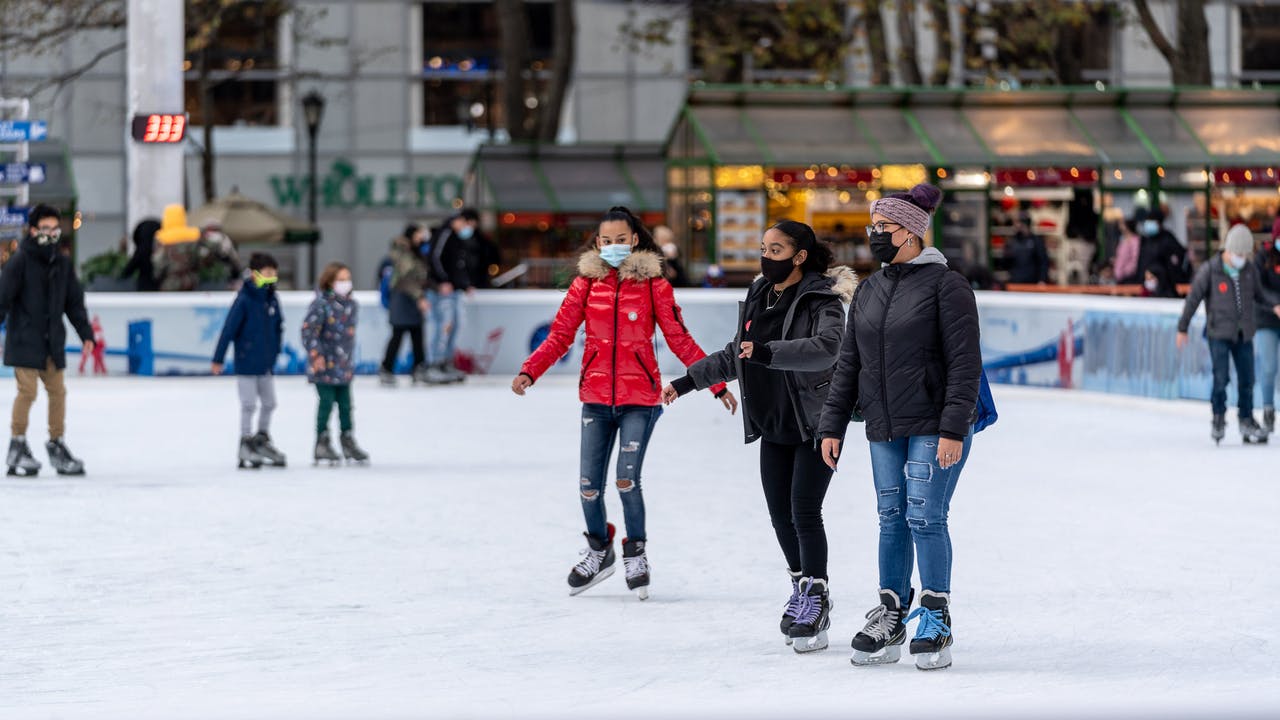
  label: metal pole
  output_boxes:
[307,124,318,282]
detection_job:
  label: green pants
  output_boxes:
[316,383,353,434]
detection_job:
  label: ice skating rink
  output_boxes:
[0,375,1276,719]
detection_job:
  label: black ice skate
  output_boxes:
[907,590,953,671]
[851,588,914,666]
[1240,416,1269,444]
[622,538,649,600]
[1265,408,1276,434]
[253,431,288,467]
[788,577,832,654]
[779,570,804,644]
[238,435,264,469]
[6,436,41,477]
[567,522,615,596]
[314,432,340,466]
[378,369,397,387]
[1211,414,1226,445]
[340,432,370,464]
[45,438,85,476]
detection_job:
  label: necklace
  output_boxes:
[766,286,785,311]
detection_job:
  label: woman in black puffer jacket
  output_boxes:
[663,220,855,654]
[818,183,980,671]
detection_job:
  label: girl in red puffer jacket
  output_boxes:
[511,206,738,599]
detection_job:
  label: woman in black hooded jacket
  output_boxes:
[663,220,855,654]
[818,183,981,671]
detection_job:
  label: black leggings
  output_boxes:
[382,325,425,372]
[760,439,834,579]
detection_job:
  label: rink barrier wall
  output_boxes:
[0,289,1249,404]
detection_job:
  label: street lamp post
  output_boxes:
[301,90,326,282]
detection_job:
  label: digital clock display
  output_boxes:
[130,114,187,143]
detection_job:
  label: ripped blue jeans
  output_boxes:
[867,432,972,600]
[579,403,662,543]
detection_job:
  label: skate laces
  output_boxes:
[792,580,823,625]
[907,607,951,641]
[623,552,648,579]
[782,580,804,620]
[860,603,901,641]
[573,547,606,577]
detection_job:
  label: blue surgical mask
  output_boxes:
[1228,253,1246,270]
[1274,239,1280,253]
[1141,220,1160,237]
[599,244,632,268]
[458,225,475,240]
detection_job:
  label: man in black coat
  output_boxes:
[0,205,95,476]
[424,208,478,383]
[1006,215,1049,284]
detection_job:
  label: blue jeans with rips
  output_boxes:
[579,403,663,542]
[426,289,460,367]
[868,431,972,600]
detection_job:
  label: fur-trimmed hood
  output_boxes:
[578,249,664,281]
[824,265,858,303]
[752,265,858,303]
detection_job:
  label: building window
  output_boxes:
[1241,5,1280,85]
[422,1,554,129]
[184,2,284,126]
[688,2,845,84]
[963,2,1114,86]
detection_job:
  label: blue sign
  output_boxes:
[0,121,48,143]
[0,163,46,184]
[0,207,28,227]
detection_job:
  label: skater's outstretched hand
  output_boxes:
[511,373,533,396]
[83,340,95,355]
[211,362,224,376]
[661,383,679,406]
[1175,331,1188,350]
[821,438,840,470]
[718,389,738,415]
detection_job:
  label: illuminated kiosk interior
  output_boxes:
[666,87,1280,286]
[467,144,665,287]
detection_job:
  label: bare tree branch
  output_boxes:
[895,0,922,85]
[1131,0,1177,65]
[538,0,574,143]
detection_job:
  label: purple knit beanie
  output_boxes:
[870,183,943,239]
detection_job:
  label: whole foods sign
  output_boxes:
[270,159,463,213]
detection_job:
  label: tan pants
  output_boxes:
[12,359,66,439]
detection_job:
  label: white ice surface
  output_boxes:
[0,376,1277,719]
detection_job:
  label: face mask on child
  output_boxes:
[253,272,278,289]
[1143,278,1158,292]
[333,280,353,296]
[1227,253,1246,270]
[599,243,632,268]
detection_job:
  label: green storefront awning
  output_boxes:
[668,86,1280,170]
[469,143,665,213]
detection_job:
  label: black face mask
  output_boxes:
[869,231,902,265]
[760,255,797,284]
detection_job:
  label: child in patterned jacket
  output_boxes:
[301,262,369,465]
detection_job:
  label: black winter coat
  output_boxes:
[819,252,981,443]
[428,225,472,290]
[684,268,856,445]
[0,237,94,370]
[1256,246,1280,331]
[1178,257,1278,341]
